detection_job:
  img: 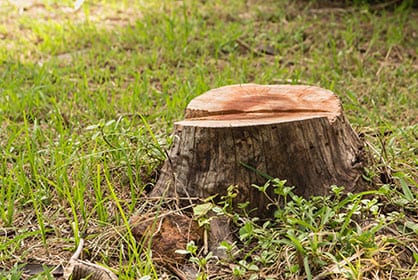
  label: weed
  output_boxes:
[223,180,418,279]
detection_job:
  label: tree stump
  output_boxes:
[151,84,368,218]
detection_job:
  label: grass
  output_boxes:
[0,0,417,279]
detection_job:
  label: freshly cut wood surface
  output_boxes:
[181,84,341,126]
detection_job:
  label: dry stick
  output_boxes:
[165,262,189,280]
[71,238,85,261]
[64,238,118,280]
[310,7,349,14]
[64,239,85,279]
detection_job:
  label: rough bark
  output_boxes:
[151,84,368,218]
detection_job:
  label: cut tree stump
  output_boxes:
[150,84,368,218]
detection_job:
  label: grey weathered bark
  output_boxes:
[150,84,368,218]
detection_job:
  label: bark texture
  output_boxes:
[151,84,368,218]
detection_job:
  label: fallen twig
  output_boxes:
[64,238,118,280]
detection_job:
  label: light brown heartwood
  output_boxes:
[151,84,368,218]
